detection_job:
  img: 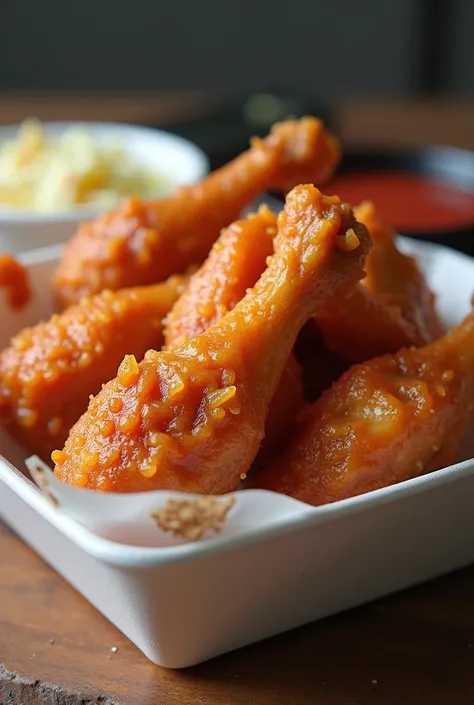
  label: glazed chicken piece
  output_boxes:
[356,201,443,342]
[53,117,340,309]
[0,276,185,459]
[315,283,422,363]
[53,185,370,493]
[164,204,305,458]
[311,201,442,364]
[253,309,474,505]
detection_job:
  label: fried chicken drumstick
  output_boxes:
[53,117,340,309]
[315,202,442,362]
[356,201,443,342]
[164,205,277,349]
[253,308,474,505]
[0,276,185,458]
[315,284,421,363]
[164,205,305,455]
[53,185,370,493]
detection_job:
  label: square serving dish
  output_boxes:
[1,240,474,669]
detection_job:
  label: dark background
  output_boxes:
[2,0,473,100]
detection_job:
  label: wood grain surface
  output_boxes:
[1,520,474,705]
[0,91,218,129]
[4,93,474,151]
[335,99,474,150]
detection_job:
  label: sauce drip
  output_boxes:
[325,171,474,233]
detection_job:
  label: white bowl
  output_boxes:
[0,121,210,254]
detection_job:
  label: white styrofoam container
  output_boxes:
[1,240,474,668]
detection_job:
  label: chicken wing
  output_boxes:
[0,276,185,459]
[356,201,443,342]
[164,204,305,459]
[53,117,340,309]
[253,309,474,505]
[53,185,370,493]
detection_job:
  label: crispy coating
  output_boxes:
[53,185,370,493]
[356,201,443,342]
[0,276,185,459]
[52,117,340,309]
[253,310,474,505]
[164,204,305,458]
[0,254,32,310]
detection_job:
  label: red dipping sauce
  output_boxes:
[325,171,474,233]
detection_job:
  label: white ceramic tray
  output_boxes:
[1,240,474,669]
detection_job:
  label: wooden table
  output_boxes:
[0,91,218,128]
[2,519,474,704]
[2,93,474,704]
[3,92,474,150]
